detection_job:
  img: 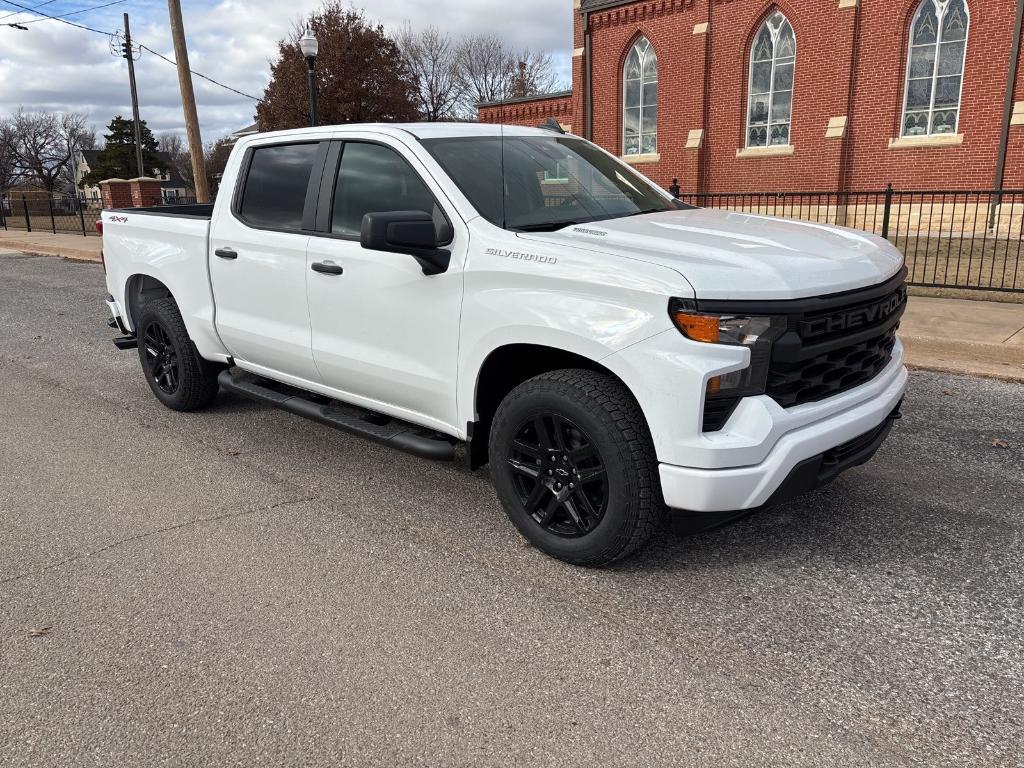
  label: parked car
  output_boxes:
[100,123,908,566]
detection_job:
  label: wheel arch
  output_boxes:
[124,273,174,331]
[467,342,651,469]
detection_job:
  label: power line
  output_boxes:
[0,0,57,23]
[20,0,129,25]
[0,0,263,103]
[138,45,261,102]
[0,0,114,35]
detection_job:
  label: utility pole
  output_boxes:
[167,0,210,203]
[121,13,146,178]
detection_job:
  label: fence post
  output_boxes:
[48,196,56,234]
[669,178,681,199]
[77,196,87,237]
[22,195,32,233]
[881,183,894,240]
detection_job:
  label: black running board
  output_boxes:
[217,368,456,461]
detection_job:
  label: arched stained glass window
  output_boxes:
[902,0,969,137]
[623,37,657,156]
[746,11,796,148]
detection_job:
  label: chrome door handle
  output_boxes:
[311,261,344,275]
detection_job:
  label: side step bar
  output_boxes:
[217,368,456,461]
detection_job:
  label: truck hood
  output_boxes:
[520,207,905,300]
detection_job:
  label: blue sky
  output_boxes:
[0,0,573,142]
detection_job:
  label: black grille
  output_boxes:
[766,280,906,409]
[697,270,908,430]
[766,324,900,408]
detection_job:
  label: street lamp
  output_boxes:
[298,29,319,127]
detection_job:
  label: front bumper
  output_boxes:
[659,358,908,515]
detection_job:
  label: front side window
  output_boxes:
[238,143,320,231]
[331,142,449,241]
[623,37,658,156]
[746,11,796,148]
[422,135,678,232]
[902,0,969,137]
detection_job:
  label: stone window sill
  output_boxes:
[888,134,964,149]
[736,145,795,158]
[620,152,660,165]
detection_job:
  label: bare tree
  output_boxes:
[204,137,234,194]
[455,35,562,114]
[456,34,514,109]
[11,110,91,194]
[158,132,194,185]
[397,24,465,122]
[510,49,560,98]
[0,118,19,192]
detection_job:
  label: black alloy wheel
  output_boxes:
[488,369,663,566]
[143,320,180,395]
[135,297,220,412]
[507,413,609,538]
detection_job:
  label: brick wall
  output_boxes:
[482,0,1024,194]
[478,94,575,130]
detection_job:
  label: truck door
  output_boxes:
[304,138,465,433]
[209,140,328,384]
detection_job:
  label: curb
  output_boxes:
[902,335,1024,383]
[1,244,101,263]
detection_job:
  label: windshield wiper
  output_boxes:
[512,221,580,232]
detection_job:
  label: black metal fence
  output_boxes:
[0,194,200,237]
[676,186,1024,294]
[5,187,1023,293]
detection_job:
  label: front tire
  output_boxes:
[136,297,220,411]
[489,369,663,566]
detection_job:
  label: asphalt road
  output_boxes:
[1,251,1022,768]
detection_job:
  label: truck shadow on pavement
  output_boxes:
[208,392,1015,578]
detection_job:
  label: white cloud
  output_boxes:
[0,0,573,141]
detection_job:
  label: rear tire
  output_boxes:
[136,297,220,411]
[489,369,663,566]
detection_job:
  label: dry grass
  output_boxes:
[900,236,1024,303]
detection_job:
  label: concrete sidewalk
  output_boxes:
[2,231,1022,381]
[900,296,1024,381]
[0,229,101,262]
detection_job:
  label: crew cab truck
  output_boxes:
[101,123,908,566]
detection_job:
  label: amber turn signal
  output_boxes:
[671,311,721,344]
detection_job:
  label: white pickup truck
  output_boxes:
[101,123,908,566]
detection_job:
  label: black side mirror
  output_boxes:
[360,210,451,276]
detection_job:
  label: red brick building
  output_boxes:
[479,0,1024,194]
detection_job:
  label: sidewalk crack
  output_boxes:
[1003,324,1024,344]
[0,495,316,587]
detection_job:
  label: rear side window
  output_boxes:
[331,142,450,241]
[239,143,319,231]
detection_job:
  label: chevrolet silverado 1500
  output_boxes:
[101,123,908,565]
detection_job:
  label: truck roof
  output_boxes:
[239,122,571,143]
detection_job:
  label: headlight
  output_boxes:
[669,299,787,397]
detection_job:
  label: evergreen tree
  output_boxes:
[81,116,167,187]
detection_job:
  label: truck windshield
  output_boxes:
[421,135,679,232]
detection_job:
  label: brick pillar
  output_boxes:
[572,0,587,139]
[683,0,713,195]
[99,179,133,210]
[129,178,163,207]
